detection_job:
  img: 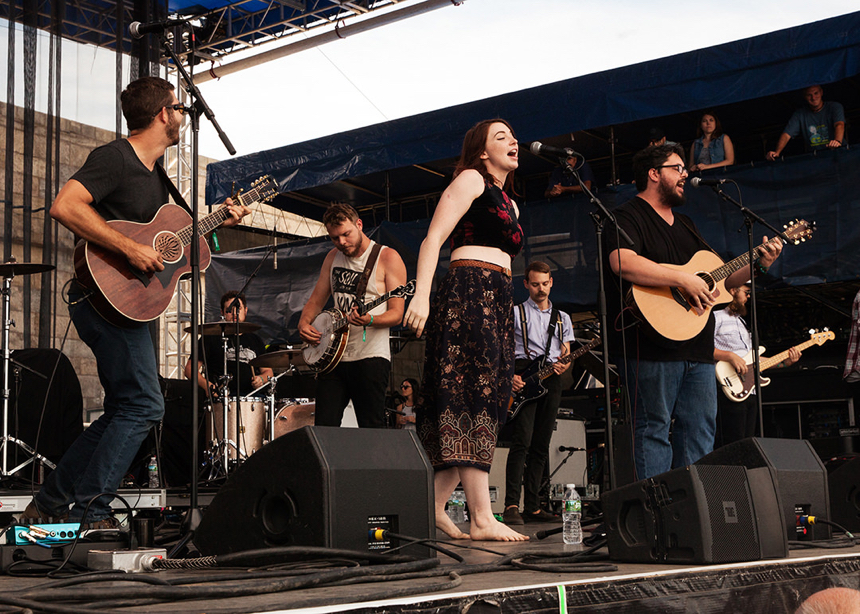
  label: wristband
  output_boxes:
[370,314,374,326]
[755,261,768,275]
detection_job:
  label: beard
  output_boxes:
[658,178,686,208]
[728,300,747,317]
[166,113,181,146]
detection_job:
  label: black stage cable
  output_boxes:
[789,515,859,550]
[14,559,442,609]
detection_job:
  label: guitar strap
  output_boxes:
[543,308,560,359]
[355,242,383,302]
[678,214,719,257]
[155,163,194,216]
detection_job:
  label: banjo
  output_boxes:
[303,280,416,375]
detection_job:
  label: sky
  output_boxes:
[1,0,858,161]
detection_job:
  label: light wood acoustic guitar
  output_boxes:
[628,219,814,341]
[74,175,278,327]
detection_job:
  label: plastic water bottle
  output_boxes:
[562,483,582,544]
[447,491,465,524]
[147,455,160,489]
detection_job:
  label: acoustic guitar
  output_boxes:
[628,219,814,341]
[74,175,278,327]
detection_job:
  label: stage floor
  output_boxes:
[0,518,859,613]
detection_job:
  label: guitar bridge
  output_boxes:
[670,287,691,312]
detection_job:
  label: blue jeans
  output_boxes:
[621,359,717,480]
[36,292,164,521]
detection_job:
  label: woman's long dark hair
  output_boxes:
[453,118,517,193]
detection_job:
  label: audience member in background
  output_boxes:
[796,587,860,614]
[767,85,845,160]
[395,378,420,430]
[647,127,668,147]
[689,112,735,172]
[544,154,595,199]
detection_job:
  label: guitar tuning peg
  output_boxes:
[824,327,829,332]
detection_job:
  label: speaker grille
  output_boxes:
[695,465,759,563]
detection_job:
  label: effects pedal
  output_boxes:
[9,523,82,546]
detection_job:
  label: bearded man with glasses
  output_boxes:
[603,144,784,480]
[20,77,250,528]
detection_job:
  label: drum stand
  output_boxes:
[1,273,56,479]
[249,370,289,444]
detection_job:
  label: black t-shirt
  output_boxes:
[71,139,167,223]
[604,197,715,363]
[199,332,267,397]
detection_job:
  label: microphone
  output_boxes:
[688,177,726,188]
[528,141,580,159]
[558,445,586,452]
[129,20,183,39]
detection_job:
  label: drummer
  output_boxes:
[183,291,273,399]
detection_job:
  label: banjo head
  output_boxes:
[303,310,342,368]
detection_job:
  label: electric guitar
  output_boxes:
[628,219,814,341]
[302,280,416,375]
[74,176,278,327]
[507,337,602,420]
[715,329,834,402]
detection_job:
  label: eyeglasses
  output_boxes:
[400,384,411,390]
[655,163,688,175]
[164,104,188,116]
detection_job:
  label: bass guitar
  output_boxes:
[507,337,602,420]
[74,175,278,327]
[628,219,814,341]
[302,280,416,375]
[715,329,834,402]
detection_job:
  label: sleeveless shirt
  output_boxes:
[449,182,524,257]
[330,240,390,362]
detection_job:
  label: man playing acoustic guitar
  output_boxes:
[22,77,249,527]
[604,143,784,480]
[299,202,407,428]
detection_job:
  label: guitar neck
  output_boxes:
[760,338,820,371]
[177,186,264,247]
[532,339,600,382]
[711,237,779,282]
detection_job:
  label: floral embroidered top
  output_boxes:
[449,182,524,257]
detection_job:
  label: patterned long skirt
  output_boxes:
[416,264,515,472]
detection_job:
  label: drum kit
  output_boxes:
[0,260,57,479]
[188,319,314,480]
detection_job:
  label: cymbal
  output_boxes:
[0,262,55,277]
[250,349,306,369]
[187,321,262,336]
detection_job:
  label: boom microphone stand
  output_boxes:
[156,25,236,535]
[562,156,633,492]
[702,181,794,438]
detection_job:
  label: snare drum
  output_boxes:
[274,398,315,438]
[208,396,266,460]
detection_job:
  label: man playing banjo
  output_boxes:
[299,202,407,428]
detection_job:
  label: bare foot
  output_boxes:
[435,514,470,540]
[470,517,529,542]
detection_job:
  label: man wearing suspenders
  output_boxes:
[503,261,575,525]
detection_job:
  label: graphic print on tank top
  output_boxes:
[331,267,363,312]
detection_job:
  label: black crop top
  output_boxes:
[449,182,524,257]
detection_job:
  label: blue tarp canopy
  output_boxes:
[207,11,860,220]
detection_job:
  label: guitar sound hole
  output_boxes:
[154,232,183,263]
[698,272,715,291]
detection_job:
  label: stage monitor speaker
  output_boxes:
[602,464,787,564]
[826,455,860,533]
[695,437,830,541]
[194,426,434,557]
